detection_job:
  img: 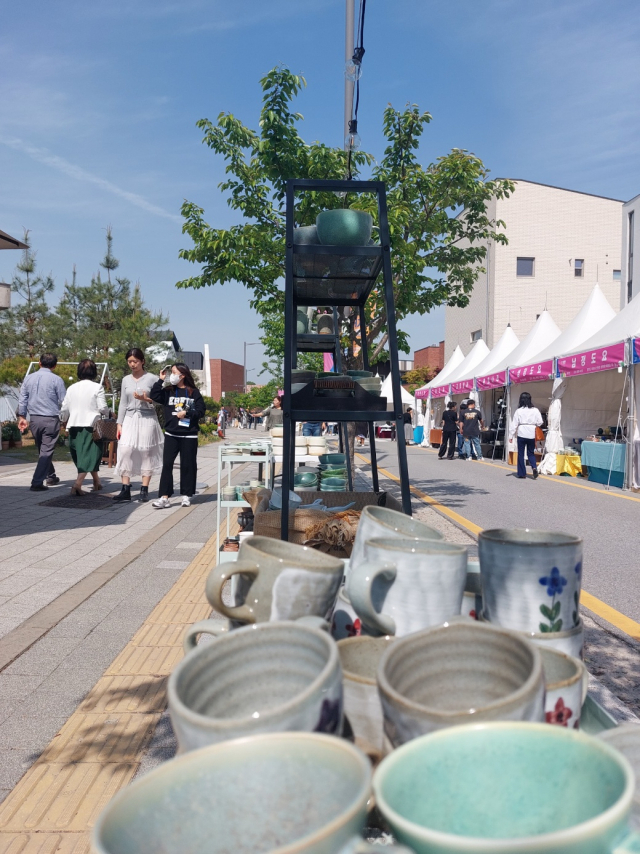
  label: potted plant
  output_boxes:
[1,423,12,451]
[5,422,22,448]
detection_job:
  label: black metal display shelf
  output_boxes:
[281,178,412,539]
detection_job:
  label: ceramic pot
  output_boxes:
[338,635,394,755]
[478,528,583,634]
[350,506,444,579]
[373,722,640,854]
[169,620,342,751]
[316,209,373,246]
[317,315,335,335]
[539,647,588,729]
[93,732,378,854]
[347,538,467,637]
[377,619,545,747]
[297,309,309,335]
[293,225,319,244]
[206,536,343,626]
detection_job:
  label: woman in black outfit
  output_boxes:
[149,363,205,508]
[438,401,458,459]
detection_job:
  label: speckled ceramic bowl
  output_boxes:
[93,732,373,854]
[377,619,545,747]
[168,621,343,752]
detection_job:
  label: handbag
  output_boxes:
[535,426,545,442]
[93,416,118,443]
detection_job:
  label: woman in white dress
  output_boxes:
[113,348,164,502]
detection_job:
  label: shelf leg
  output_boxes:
[369,428,380,493]
[343,422,353,490]
[281,414,293,541]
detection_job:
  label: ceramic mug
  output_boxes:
[331,587,366,640]
[93,731,409,854]
[206,536,344,627]
[478,529,583,635]
[539,646,588,729]
[347,538,467,636]
[377,619,545,747]
[349,506,444,577]
[169,620,342,752]
[373,722,640,854]
[460,558,481,619]
[481,613,586,661]
[337,635,395,756]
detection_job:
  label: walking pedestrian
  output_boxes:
[438,401,458,460]
[459,399,484,461]
[457,401,467,458]
[149,363,205,508]
[510,391,543,480]
[113,348,164,503]
[302,419,323,438]
[59,359,109,495]
[355,422,368,447]
[403,408,414,444]
[17,353,66,491]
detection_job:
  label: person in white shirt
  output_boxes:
[60,359,109,495]
[509,391,543,480]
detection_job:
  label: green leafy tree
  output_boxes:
[177,67,513,369]
[401,366,438,394]
[0,231,55,359]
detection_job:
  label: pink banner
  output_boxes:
[509,360,555,384]
[415,387,429,399]
[557,342,625,377]
[430,384,450,398]
[476,371,506,391]
[451,379,474,394]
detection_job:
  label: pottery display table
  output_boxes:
[581,440,626,488]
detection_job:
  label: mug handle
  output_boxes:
[205,561,259,624]
[182,619,229,653]
[612,830,640,852]
[347,561,397,636]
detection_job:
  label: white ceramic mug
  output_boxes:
[347,538,467,636]
[206,536,344,627]
[349,506,444,577]
[539,646,589,729]
[478,528,583,634]
[169,620,342,752]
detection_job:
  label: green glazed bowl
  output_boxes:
[316,210,373,246]
[321,477,347,488]
[293,225,319,244]
[294,472,318,487]
[318,454,346,465]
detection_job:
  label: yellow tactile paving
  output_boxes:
[78,675,166,714]
[0,508,239,851]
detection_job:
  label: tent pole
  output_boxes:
[607,361,628,491]
[625,345,635,490]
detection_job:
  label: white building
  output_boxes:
[444,180,623,359]
[621,193,640,307]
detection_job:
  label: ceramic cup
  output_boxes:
[350,506,444,579]
[338,635,395,755]
[93,732,381,854]
[481,613,586,660]
[377,619,545,747]
[539,646,589,729]
[373,722,640,854]
[169,620,342,752]
[347,538,467,636]
[460,557,481,619]
[206,536,344,627]
[478,528,583,634]
[331,587,366,640]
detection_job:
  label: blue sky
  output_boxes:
[2,0,639,375]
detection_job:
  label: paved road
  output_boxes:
[361,442,640,624]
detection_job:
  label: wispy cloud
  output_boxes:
[0,136,182,223]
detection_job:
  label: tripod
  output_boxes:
[491,396,507,461]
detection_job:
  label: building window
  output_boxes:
[574,259,584,277]
[516,257,535,277]
[613,270,621,280]
[470,329,482,343]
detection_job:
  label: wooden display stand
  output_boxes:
[429,428,443,446]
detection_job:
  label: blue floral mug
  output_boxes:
[478,529,583,635]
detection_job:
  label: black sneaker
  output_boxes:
[30,484,48,491]
[533,469,539,480]
[46,476,60,486]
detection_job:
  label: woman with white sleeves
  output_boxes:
[509,391,544,480]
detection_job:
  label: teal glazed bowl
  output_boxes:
[374,722,638,854]
[316,210,373,246]
[318,454,346,465]
[322,477,347,488]
[294,472,318,487]
[293,225,319,245]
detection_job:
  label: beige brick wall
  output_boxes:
[445,181,622,360]
[622,194,640,307]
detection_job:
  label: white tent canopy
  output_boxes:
[444,339,491,386]
[471,325,520,381]
[561,290,640,355]
[415,344,465,395]
[534,284,616,362]
[491,310,562,373]
[381,374,414,410]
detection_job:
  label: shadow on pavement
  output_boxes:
[409,477,490,506]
